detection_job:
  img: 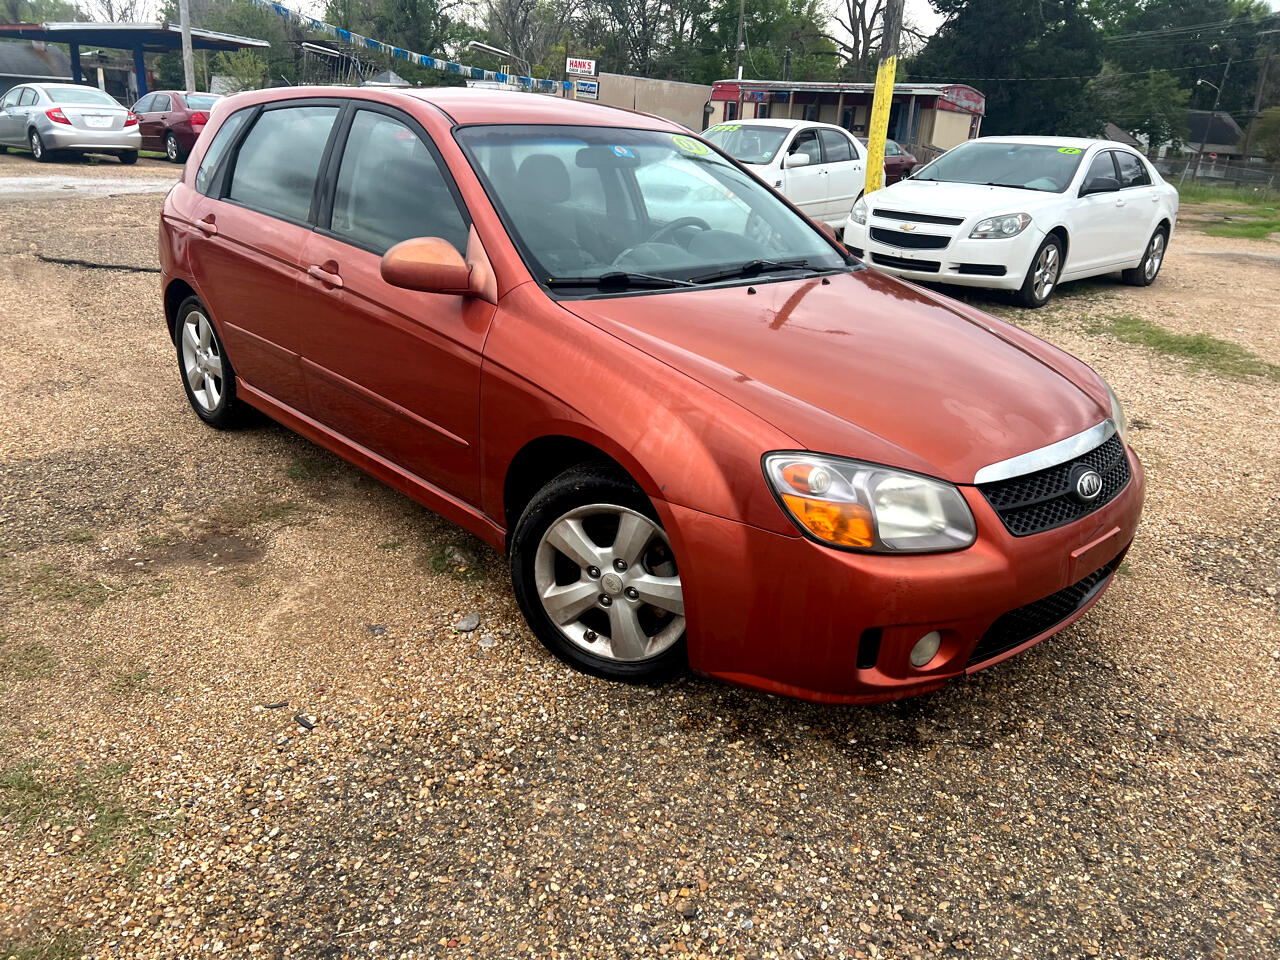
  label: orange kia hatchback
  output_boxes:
[159,87,1143,704]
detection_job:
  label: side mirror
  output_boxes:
[381,237,473,295]
[1080,176,1120,197]
[783,152,811,169]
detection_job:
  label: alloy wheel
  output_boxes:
[533,504,684,662]
[1032,244,1060,302]
[29,131,42,160]
[1144,233,1165,281]
[166,134,179,161]
[180,310,224,413]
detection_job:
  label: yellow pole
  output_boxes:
[863,0,903,196]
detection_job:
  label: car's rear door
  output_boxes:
[1112,150,1160,260]
[186,99,343,413]
[817,128,864,221]
[295,102,494,502]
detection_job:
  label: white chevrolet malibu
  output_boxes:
[842,136,1179,307]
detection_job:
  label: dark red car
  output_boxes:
[859,137,918,183]
[131,90,220,162]
[158,87,1143,704]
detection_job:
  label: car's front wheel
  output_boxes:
[1015,235,1063,308]
[1123,227,1167,286]
[175,295,243,429]
[510,465,687,683]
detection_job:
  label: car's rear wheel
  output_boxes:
[164,132,183,163]
[119,150,138,165]
[1123,227,1167,286]
[510,465,687,683]
[1015,235,1063,308]
[29,130,52,162]
[176,296,243,429]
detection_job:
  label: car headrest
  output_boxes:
[517,153,571,203]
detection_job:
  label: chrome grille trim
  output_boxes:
[973,419,1117,485]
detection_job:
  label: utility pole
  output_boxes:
[179,0,196,92]
[1180,57,1231,186]
[783,48,791,83]
[863,0,904,195]
[1244,45,1272,161]
[734,0,746,80]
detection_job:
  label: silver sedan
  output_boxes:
[0,82,141,163]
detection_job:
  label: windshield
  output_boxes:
[456,125,849,293]
[46,87,120,107]
[185,94,220,111]
[701,123,791,165]
[912,141,1087,193]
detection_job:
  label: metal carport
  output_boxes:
[0,21,269,97]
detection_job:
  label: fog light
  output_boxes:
[910,631,942,668]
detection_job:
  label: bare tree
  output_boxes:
[84,0,151,21]
[829,0,928,79]
[485,0,577,70]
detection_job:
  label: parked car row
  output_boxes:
[160,87,1144,705]
[0,82,219,164]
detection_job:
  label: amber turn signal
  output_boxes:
[781,494,874,548]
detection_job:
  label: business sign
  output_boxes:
[566,56,598,77]
[575,78,600,100]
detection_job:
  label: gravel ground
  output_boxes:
[1,157,1277,959]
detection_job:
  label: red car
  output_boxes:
[158,87,1143,704]
[131,90,220,162]
[858,137,918,183]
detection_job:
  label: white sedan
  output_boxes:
[842,136,1179,307]
[703,118,869,230]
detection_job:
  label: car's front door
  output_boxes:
[779,128,827,219]
[817,128,864,221]
[130,94,154,147]
[186,101,342,413]
[0,86,25,144]
[1067,149,1129,273]
[296,104,493,501]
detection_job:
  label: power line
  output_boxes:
[905,55,1268,84]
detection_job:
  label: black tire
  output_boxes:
[0,144,8,154]
[510,464,687,684]
[174,295,244,429]
[1122,226,1168,286]
[29,129,52,162]
[118,150,138,165]
[1014,234,1064,308]
[164,132,185,163]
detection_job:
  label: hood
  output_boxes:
[562,270,1108,484]
[870,179,1067,219]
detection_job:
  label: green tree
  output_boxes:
[212,47,267,91]
[1244,105,1280,160]
[1089,66,1190,148]
[908,0,1105,136]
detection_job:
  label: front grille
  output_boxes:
[873,208,964,226]
[957,263,1007,276]
[870,226,951,250]
[979,434,1130,537]
[871,252,940,273]
[968,555,1122,666]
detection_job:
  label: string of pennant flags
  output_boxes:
[246,0,575,94]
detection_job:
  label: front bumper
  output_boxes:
[844,217,1040,291]
[663,447,1144,704]
[43,124,140,152]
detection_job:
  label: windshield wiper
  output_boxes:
[545,271,695,290]
[689,258,816,285]
[983,181,1038,191]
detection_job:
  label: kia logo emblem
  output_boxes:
[1074,469,1103,502]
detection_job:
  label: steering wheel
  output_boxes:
[648,216,712,246]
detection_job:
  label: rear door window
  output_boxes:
[227,105,339,223]
[818,129,853,163]
[19,88,37,106]
[1115,152,1152,188]
[195,108,251,196]
[328,109,469,255]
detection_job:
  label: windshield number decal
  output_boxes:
[1057,147,1082,155]
[672,134,711,155]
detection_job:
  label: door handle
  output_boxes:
[308,263,343,289]
[196,215,217,236]
[1115,199,1126,207]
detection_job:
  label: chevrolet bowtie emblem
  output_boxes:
[900,223,917,231]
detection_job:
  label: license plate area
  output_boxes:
[84,116,112,129]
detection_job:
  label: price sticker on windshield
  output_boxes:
[1057,147,1082,155]
[709,123,740,133]
[672,134,711,155]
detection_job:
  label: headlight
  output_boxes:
[1103,378,1129,446]
[763,453,976,553]
[970,213,1031,239]
[849,196,868,226]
